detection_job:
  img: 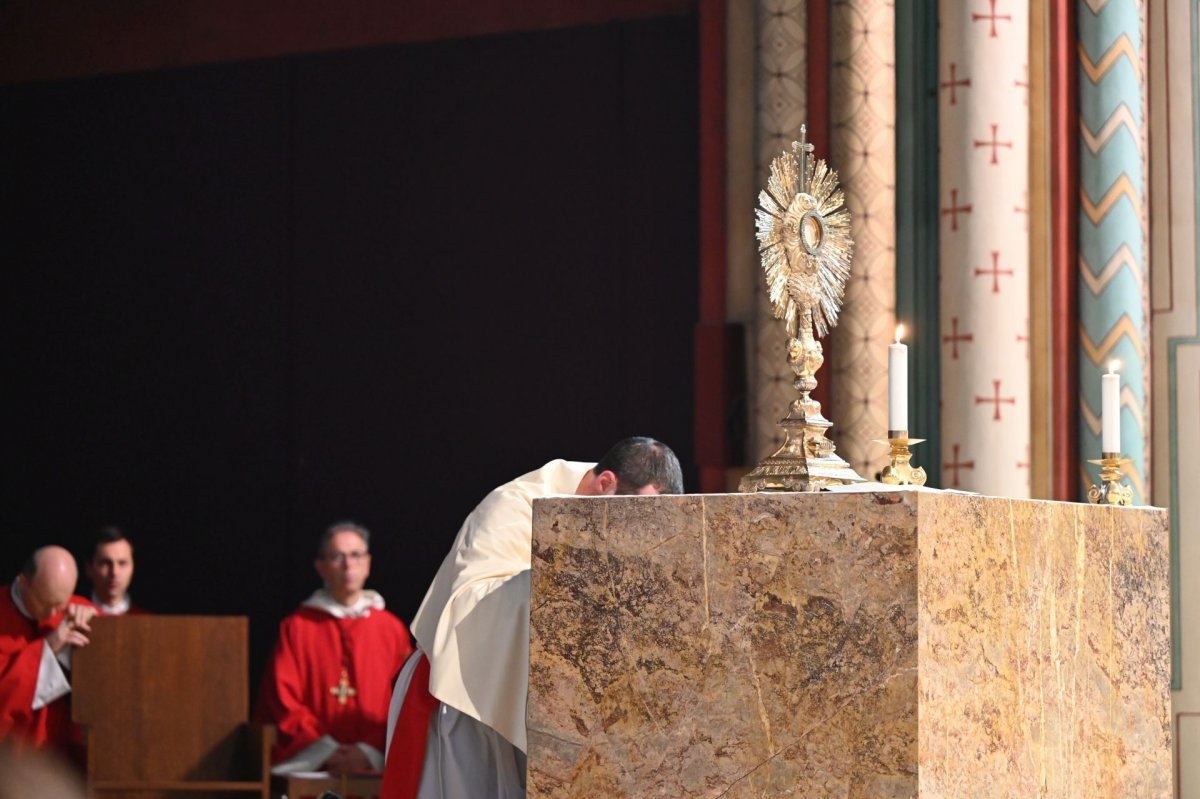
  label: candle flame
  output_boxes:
[1108,359,1120,374]
[895,323,905,343]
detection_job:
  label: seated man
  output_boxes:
[85,527,143,616]
[0,546,97,754]
[256,522,414,775]
[382,437,683,799]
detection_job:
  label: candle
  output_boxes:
[889,324,908,432]
[1102,360,1120,453]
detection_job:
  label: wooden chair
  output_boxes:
[72,615,272,799]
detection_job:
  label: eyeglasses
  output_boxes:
[323,551,369,565]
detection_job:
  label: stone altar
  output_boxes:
[527,491,1171,798]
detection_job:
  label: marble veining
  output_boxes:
[527,492,1170,798]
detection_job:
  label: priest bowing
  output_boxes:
[382,437,684,799]
[255,521,414,774]
[0,546,97,754]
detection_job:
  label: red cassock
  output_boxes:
[255,606,414,763]
[0,585,93,752]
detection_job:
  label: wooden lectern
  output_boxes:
[73,615,272,799]
[273,772,382,799]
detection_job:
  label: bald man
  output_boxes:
[0,546,97,752]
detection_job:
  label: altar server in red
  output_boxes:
[0,546,97,752]
[86,526,146,616]
[256,521,413,774]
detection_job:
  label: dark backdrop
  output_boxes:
[0,14,698,685]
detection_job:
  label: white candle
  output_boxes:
[889,324,908,432]
[1102,360,1120,453]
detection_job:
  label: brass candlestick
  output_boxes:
[873,431,927,486]
[1087,452,1134,506]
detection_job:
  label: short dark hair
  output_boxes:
[318,521,371,557]
[593,437,684,495]
[93,525,133,559]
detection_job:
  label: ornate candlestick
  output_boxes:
[739,127,865,492]
[873,432,927,486]
[1087,452,1134,506]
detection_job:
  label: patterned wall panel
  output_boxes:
[937,0,1032,496]
[1148,0,1199,785]
[753,0,808,461]
[828,0,896,478]
[1077,0,1150,502]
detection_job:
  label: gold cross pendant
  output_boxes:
[329,669,357,705]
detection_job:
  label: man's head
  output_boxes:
[86,526,135,607]
[314,522,372,606]
[16,546,78,621]
[576,436,684,496]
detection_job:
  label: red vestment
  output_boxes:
[0,584,93,752]
[256,604,414,764]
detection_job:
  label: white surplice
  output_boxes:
[407,459,593,755]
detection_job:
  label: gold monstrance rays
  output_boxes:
[757,137,853,339]
[740,127,865,492]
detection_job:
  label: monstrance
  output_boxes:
[739,127,866,492]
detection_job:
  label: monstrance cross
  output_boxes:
[329,669,357,705]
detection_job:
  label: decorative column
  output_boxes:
[752,0,808,462]
[827,0,896,479]
[1077,0,1150,503]
[937,0,1031,496]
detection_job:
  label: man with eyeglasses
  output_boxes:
[255,521,414,776]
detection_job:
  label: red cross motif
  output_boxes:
[942,317,974,359]
[1015,64,1029,106]
[974,251,1014,293]
[973,123,1014,165]
[972,0,1013,38]
[1014,190,1029,231]
[940,63,971,105]
[1017,445,1031,472]
[943,444,976,488]
[1016,318,1029,359]
[975,379,1016,421]
[941,188,973,231]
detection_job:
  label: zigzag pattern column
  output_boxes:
[753,0,807,461]
[1077,0,1150,502]
[938,0,1031,496]
[828,0,895,478]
